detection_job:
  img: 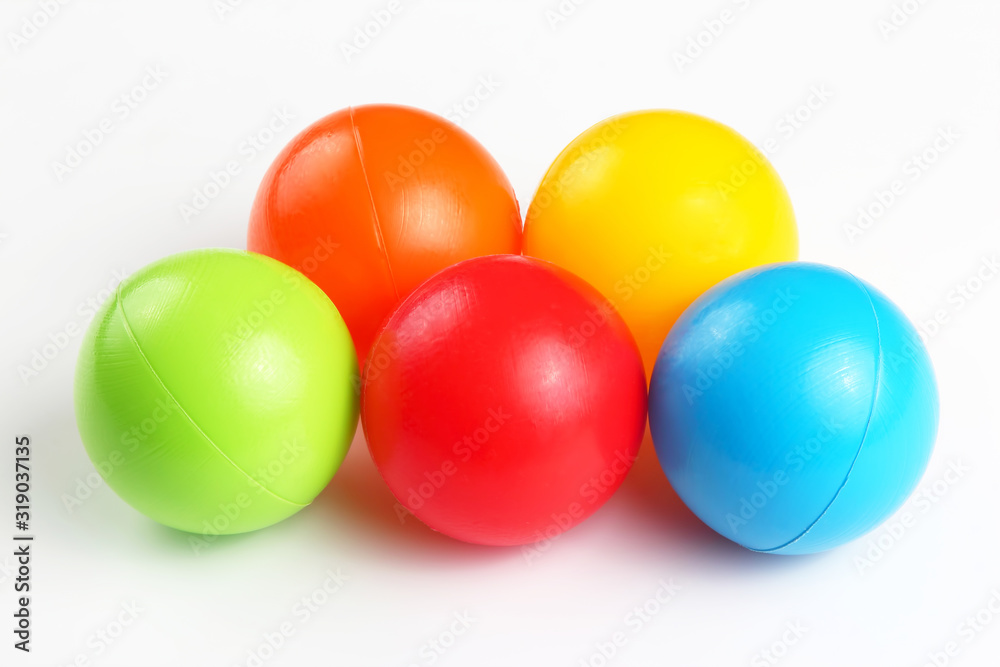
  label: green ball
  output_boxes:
[74,248,359,535]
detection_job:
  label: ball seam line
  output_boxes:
[753,272,884,553]
[113,284,308,510]
[349,105,400,301]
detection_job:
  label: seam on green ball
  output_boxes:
[752,273,883,554]
[113,285,308,510]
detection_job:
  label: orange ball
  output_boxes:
[248,104,522,358]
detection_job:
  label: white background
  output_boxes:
[2,1,999,665]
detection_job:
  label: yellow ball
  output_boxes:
[524,110,798,377]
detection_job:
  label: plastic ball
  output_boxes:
[649,262,938,554]
[74,249,359,535]
[362,255,647,546]
[524,109,798,377]
[248,103,522,359]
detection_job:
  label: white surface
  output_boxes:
[2,1,999,665]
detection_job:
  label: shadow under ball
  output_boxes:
[649,262,939,554]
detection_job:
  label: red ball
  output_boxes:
[362,255,647,546]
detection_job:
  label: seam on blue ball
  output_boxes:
[114,285,308,509]
[752,273,883,554]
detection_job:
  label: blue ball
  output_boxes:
[649,263,938,554]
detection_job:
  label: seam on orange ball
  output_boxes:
[349,105,400,301]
